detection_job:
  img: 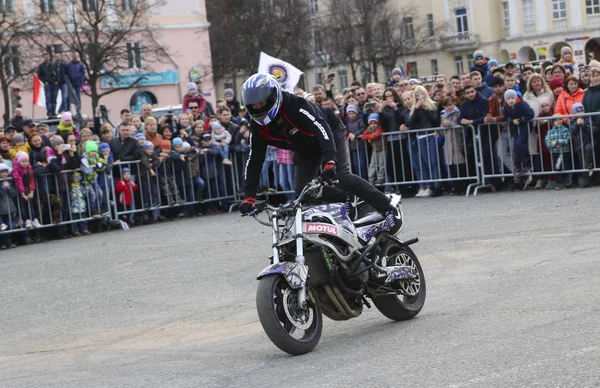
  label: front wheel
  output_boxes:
[372,244,426,321]
[256,275,323,355]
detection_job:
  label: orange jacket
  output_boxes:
[554,88,585,120]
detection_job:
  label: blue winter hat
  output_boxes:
[172,137,183,147]
[391,67,403,76]
[346,104,359,115]
[187,82,198,91]
[143,141,154,150]
[473,50,485,59]
[98,142,110,152]
[368,113,379,123]
[135,133,146,141]
[224,88,234,97]
[122,168,131,175]
[487,59,498,69]
[572,103,585,113]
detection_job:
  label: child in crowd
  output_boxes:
[504,89,535,189]
[361,113,387,186]
[11,152,40,229]
[198,133,225,207]
[134,133,146,158]
[32,147,62,224]
[181,141,205,204]
[224,89,241,120]
[545,116,571,190]
[80,141,105,217]
[182,82,207,115]
[346,104,368,180]
[139,141,162,222]
[115,167,138,226]
[504,73,523,98]
[69,171,91,236]
[158,139,183,206]
[0,136,12,171]
[131,115,144,134]
[276,148,295,200]
[0,162,20,249]
[440,97,466,195]
[470,50,489,78]
[9,134,30,160]
[171,138,188,202]
[178,113,193,138]
[210,121,232,165]
[570,103,596,187]
[56,111,80,139]
[535,96,556,189]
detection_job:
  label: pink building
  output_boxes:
[4,0,214,123]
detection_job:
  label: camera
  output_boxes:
[365,102,376,109]
[240,118,249,126]
[64,144,71,151]
[327,72,335,79]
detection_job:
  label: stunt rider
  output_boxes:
[238,73,402,235]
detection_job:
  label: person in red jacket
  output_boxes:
[115,167,138,226]
[182,82,207,115]
[361,113,387,186]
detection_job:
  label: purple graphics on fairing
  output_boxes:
[388,266,416,281]
[356,222,388,242]
[257,262,309,289]
[302,203,356,236]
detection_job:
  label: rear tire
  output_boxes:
[256,275,323,355]
[372,244,426,321]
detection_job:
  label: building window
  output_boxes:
[455,8,468,34]
[127,42,142,69]
[40,0,56,13]
[427,14,435,37]
[338,69,348,89]
[0,0,14,12]
[430,59,438,75]
[587,0,600,15]
[309,0,318,13]
[4,46,21,77]
[454,55,463,75]
[223,82,233,92]
[403,17,414,39]
[552,0,567,19]
[317,71,324,86]
[407,61,418,78]
[523,0,534,23]
[467,58,474,70]
[46,44,63,56]
[314,31,323,54]
[82,0,97,12]
[122,0,137,11]
[502,1,510,27]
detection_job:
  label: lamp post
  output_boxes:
[308,0,320,84]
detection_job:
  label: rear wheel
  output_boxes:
[372,244,426,321]
[256,275,323,355]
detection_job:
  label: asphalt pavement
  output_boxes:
[1,187,599,388]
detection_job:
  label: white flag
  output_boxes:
[258,52,303,93]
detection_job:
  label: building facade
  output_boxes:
[4,0,214,122]
[215,0,600,98]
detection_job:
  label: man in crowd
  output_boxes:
[37,52,59,118]
[66,52,86,110]
[471,71,494,99]
[55,52,69,113]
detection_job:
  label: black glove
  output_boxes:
[239,197,256,214]
[322,161,336,181]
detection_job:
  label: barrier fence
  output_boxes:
[1,111,599,241]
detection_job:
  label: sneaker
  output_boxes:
[556,184,566,190]
[72,232,81,237]
[534,179,544,189]
[25,219,33,229]
[384,207,403,235]
[523,174,533,190]
[81,230,92,236]
[0,223,7,232]
[414,189,425,198]
[32,219,42,228]
[421,188,432,197]
[0,244,6,250]
[223,158,233,165]
[545,181,558,190]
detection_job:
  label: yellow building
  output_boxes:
[215,0,600,96]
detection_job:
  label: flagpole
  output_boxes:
[308,0,319,85]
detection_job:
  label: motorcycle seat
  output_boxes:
[353,212,384,227]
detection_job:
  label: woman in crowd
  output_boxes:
[555,75,585,117]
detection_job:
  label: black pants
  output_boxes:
[293,126,391,213]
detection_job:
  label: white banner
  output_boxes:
[257,52,303,93]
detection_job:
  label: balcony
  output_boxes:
[439,33,480,50]
[552,19,568,32]
[587,14,600,28]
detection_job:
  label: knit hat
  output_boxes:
[473,50,485,59]
[51,135,64,146]
[224,88,234,97]
[135,133,146,141]
[561,46,572,55]
[15,151,29,163]
[181,141,191,152]
[122,167,131,174]
[346,104,359,115]
[572,103,585,113]
[239,105,246,111]
[61,111,72,122]
[143,141,154,150]
[549,78,564,91]
[85,141,98,154]
[187,82,198,91]
[491,76,505,87]
[12,134,24,144]
[487,59,498,69]
[391,68,403,76]
[368,113,379,123]
[201,133,212,141]
[161,139,172,149]
[172,137,183,147]
[99,142,110,152]
[210,121,224,131]
[504,89,518,100]
[539,96,552,106]
[0,163,8,172]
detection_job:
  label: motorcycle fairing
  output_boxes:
[257,262,309,289]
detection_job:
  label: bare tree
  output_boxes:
[0,7,36,124]
[34,0,169,113]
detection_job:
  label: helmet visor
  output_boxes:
[242,87,273,107]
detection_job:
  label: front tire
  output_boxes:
[372,244,426,321]
[256,275,323,355]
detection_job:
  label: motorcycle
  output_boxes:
[244,179,426,355]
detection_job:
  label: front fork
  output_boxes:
[271,208,307,309]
